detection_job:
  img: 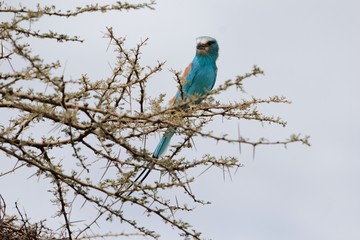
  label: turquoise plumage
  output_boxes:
[127,36,219,194]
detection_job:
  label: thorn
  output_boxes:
[237,122,241,155]
[252,145,256,160]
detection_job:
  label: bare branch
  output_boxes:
[0,2,309,239]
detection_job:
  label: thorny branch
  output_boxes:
[0,1,309,240]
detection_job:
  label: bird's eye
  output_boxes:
[207,41,214,46]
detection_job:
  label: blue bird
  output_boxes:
[127,36,219,195]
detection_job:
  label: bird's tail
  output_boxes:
[124,128,176,196]
[153,128,175,158]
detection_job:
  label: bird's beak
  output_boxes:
[196,44,206,50]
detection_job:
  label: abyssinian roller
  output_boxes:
[127,36,219,195]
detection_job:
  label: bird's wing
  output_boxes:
[169,63,194,105]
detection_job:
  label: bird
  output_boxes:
[126,36,219,195]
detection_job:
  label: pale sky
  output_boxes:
[1,0,360,239]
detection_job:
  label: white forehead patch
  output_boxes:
[196,36,216,45]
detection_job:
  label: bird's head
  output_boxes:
[196,36,219,59]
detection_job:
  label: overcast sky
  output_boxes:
[1,0,360,239]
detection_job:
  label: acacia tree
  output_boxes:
[0,1,309,240]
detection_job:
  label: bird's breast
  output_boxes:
[191,64,217,94]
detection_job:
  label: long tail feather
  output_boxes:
[153,129,175,158]
[125,128,176,196]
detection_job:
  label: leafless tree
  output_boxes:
[0,1,309,239]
